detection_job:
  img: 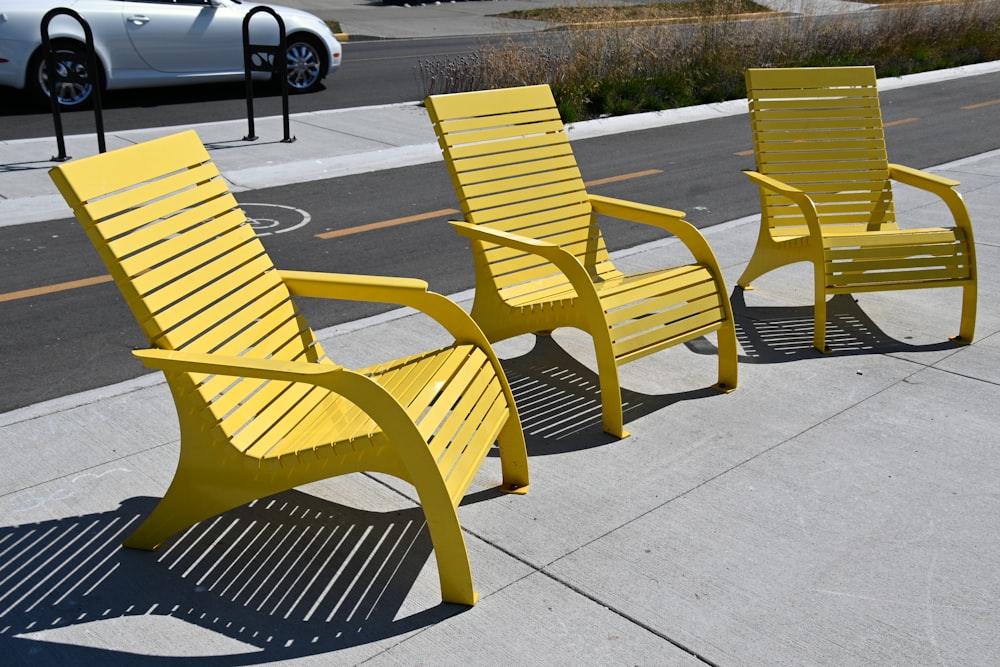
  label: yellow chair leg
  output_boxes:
[953,282,977,344]
[592,329,628,439]
[419,490,478,606]
[497,417,530,494]
[715,319,739,393]
[123,473,248,550]
[814,294,829,353]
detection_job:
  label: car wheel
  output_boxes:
[28,41,98,108]
[284,35,326,94]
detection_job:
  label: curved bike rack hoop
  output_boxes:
[40,8,105,162]
[243,6,295,143]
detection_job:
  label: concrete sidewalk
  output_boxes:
[1,138,998,664]
[5,60,1000,229]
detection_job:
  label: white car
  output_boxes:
[0,0,342,107]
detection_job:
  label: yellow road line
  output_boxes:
[315,208,460,239]
[585,169,663,187]
[884,117,919,127]
[9,170,666,301]
[316,169,664,240]
[962,99,1000,110]
[0,274,113,303]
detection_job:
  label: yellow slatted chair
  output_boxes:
[425,84,738,439]
[48,129,529,607]
[740,66,977,351]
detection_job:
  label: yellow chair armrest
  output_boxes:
[278,269,495,354]
[588,194,720,268]
[744,170,823,238]
[449,220,605,301]
[135,348,450,474]
[888,163,960,190]
[280,271,429,302]
[449,220,561,255]
[889,164,974,234]
[133,348,344,383]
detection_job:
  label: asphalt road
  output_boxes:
[0,35,518,140]
[2,69,999,411]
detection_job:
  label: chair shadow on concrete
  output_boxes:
[0,491,461,667]
[492,334,724,456]
[730,289,956,363]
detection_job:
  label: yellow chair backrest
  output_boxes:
[426,84,619,292]
[50,131,333,453]
[746,66,899,235]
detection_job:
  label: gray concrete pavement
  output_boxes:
[2,3,999,661]
[1,140,998,664]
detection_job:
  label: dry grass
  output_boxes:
[415,0,1000,121]
[497,0,770,24]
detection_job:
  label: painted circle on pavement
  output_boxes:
[241,203,311,236]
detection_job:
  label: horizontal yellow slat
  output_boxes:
[829,254,966,275]
[827,266,972,287]
[99,181,233,257]
[435,107,559,137]
[52,130,212,204]
[752,106,881,123]
[772,170,890,186]
[464,177,586,214]
[749,95,879,111]
[139,244,270,316]
[468,191,589,226]
[127,215,257,295]
[196,297,306,359]
[107,192,238,262]
[459,165,583,200]
[147,253,274,328]
[756,147,887,165]
[753,126,883,143]
[613,302,723,356]
[614,312,723,362]
[746,65,877,90]
[822,228,958,248]
[483,222,599,263]
[427,84,555,121]
[161,278,290,351]
[236,383,332,456]
[85,163,222,231]
[758,159,888,176]
[452,149,578,183]
[442,121,566,160]
[603,272,718,321]
[480,202,592,234]
[427,359,496,459]
[826,241,963,261]
[444,394,508,504]
[494,261,571,292]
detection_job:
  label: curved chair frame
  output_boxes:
[741,66,977,351]
[49,130,529,606]
[426,84,738,438]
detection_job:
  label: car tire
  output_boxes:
[284,34,326,94]
[27,41,100,109]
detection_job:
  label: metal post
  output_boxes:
[243,6,295,143]
[40,8,105,161]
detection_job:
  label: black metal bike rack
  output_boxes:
[242,6,294,143]
[41,8,105,162]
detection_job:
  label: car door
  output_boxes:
[120,0,244,74]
